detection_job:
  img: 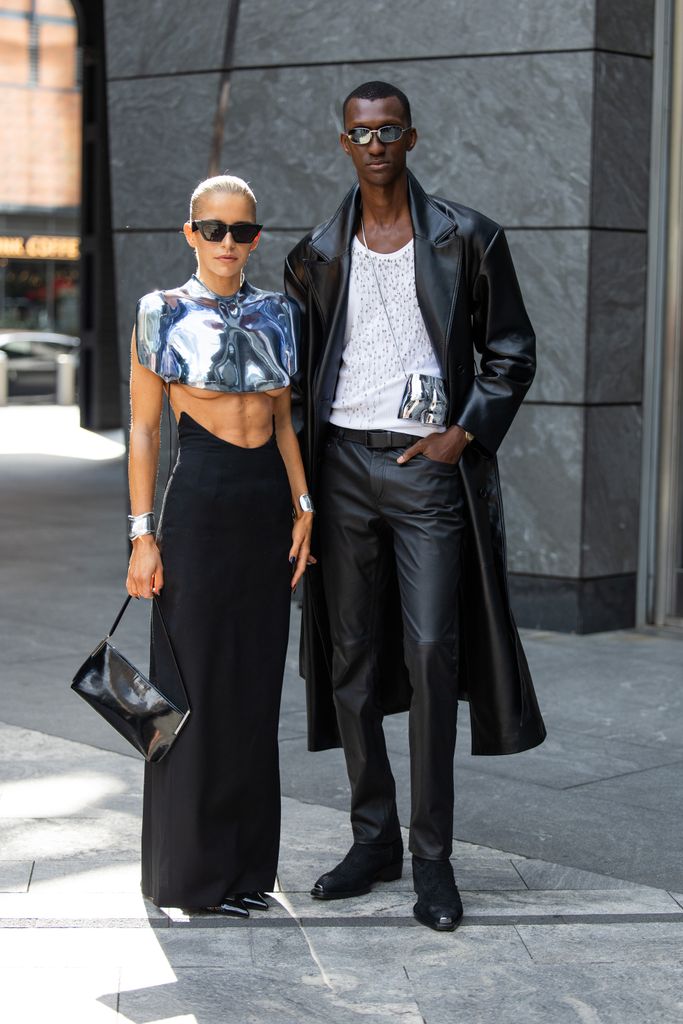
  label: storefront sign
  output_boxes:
[0,235,80,260]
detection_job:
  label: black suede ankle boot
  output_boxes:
[412,855,463,931]
[311,839,404,900]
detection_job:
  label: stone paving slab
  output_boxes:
[516,921,683,964]
[0,890,167,923]
[0,966,121,1023]
[0,816,140,862]
[3,423,683,1023]
[564,760,683,814]
[406,962,683,1024]
[118,961,424,1024]
[0,619,99,667]
[0,860,33,893]
[445,761,683,890]
[3,717,682,1023]
[0,653,141,758]
[0,926,253,968]
[0,721,141,801]
[280,691,683,891]
[385,711,683,789]
[518,632,683,753]
[510,858,647,890]
[249,922,531,966]
[281,885,682,922]
[277,849,529,895]
[278,709,310,741]
[28,857,142,894]
[463,887,682,916]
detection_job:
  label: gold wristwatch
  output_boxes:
[464,430,475,443]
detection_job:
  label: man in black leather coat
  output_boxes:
[285,81,545,932]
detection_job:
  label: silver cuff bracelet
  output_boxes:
[128,512,156,541]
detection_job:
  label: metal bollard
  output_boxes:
[0,350,7,406]
[56,352,78,406]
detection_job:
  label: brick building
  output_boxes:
[0,0,80,333]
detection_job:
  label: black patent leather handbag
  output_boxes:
[71,595,190,762]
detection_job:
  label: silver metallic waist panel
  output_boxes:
[136,275,298,393]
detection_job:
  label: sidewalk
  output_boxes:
[1,407,682,1023]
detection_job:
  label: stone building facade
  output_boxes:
[100,0,664,632]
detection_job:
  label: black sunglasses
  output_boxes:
[345,125,413,146]
[191,219,262,243]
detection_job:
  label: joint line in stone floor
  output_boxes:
[5,911,683,929]
[513,923,535,960]
[560,757,683,791]
[510,860,530,888]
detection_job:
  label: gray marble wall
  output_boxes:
[104,0,654,631]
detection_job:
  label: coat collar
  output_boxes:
[304,170,462,390]
[308,170,458,262]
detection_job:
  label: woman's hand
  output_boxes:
[126,535,164,599]
[289,511,316,590]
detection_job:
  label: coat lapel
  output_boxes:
[304,255,350,414]
[304,183,360,418]
[408,172,462,376]
[303,171,462,409]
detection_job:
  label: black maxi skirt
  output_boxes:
[141,411,292,909]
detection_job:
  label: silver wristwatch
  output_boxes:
[298,493,315,515]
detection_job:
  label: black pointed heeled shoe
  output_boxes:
[206,895,250,919]
[239,891,269,911]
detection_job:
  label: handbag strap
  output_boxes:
[107,595,132,637]
[106,594,190,709]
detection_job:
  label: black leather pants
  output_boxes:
[318,433,465,860]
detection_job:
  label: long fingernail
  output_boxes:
[289,556,296,564]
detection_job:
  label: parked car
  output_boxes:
[0,330,79,399]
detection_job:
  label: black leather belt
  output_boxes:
[329,425,419,449]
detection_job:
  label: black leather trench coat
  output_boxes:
[285,171,546,756]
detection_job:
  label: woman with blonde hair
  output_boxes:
[127,174,313,917]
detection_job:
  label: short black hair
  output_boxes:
[342,81,412,128]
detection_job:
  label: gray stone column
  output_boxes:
[104,0,655,631]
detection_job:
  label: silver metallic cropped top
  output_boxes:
[136,275,298,393]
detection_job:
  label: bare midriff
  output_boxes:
[169,382,288,447]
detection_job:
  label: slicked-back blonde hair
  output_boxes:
[189,174,257,220]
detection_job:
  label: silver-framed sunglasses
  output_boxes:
[345,125,413,146]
